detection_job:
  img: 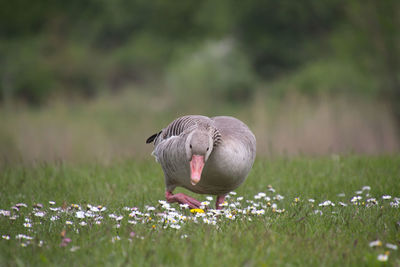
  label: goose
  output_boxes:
[146,115,256,209]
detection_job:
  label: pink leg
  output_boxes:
[216,195,226,210]
[165,191,202,209]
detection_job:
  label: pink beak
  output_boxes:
[190,155,205,185]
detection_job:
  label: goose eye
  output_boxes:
[190,144,192,149]
[206,147,209,151]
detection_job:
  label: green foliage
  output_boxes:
[269,59,379,97]
[166,40,257,106]
[0,0,399,114]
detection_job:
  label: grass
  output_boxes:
[1,156,399,266]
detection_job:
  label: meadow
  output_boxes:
[1,156,399,266]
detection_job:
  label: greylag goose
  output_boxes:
[146,115,256,209]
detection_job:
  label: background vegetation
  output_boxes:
[1,0,399,162]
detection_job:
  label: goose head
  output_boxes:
[185,129,213,185]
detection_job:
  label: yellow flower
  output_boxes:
[190,208,205,213]
[152,225,156,229]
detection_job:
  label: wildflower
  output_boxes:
[180,204,189,209]
[79,221,87,226]
[170,224,181,229]
[147,206,156,211]
[49,207,60,211]
[205,196,213,201]
[258,192,266,197]
[319,200,335,207]
[355,190,363,195]
[256,209,265,215]
[34,211,46,217]
[50,216,59,221]
[111,236,121,243]
[49,201,56,205]
[65,221,73,225]
[201,201,210,206]
[2,235,10,240]
[23,223,32,228]
[128,220,137,225]
[225,213,235,219]
[158,200,167,205]
[268,185,276,193]
[75,211,85,219]
[16,234,33,240]
[369,240,382,247]
[386,243,398,250]
[190,208,205,213]
[314,210,323,215]
[308,199,315,203]
[15,203,28,208]
[294,197,300,203]
[351,196,362,203]
[90,206,99,212]
[338,202,348,207]
[180,234,188,239]
[377,252,389,262]
[237,197,244,201]
[220,201,228,207]
[84,211,94,218]
[70,246,80,252]
[34,203,43,209]
[203,218,211,224]
[60,237,71,247]
[390,200,399,208]
[382,195,392,200]
[274,194,284,201]
[152,225,156,229]
[362,186,371,191]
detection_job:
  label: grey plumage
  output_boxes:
[147,115,256,195]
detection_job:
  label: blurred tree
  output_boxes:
[1,0,399,121]
[232,0,344,77]
[341,0,400,124]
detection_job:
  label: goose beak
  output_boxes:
[190,155,204,185]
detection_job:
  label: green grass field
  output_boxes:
[1,156,399,266]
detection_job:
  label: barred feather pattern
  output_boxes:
[153,115,221,147]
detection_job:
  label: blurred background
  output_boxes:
[1,0,399,164]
